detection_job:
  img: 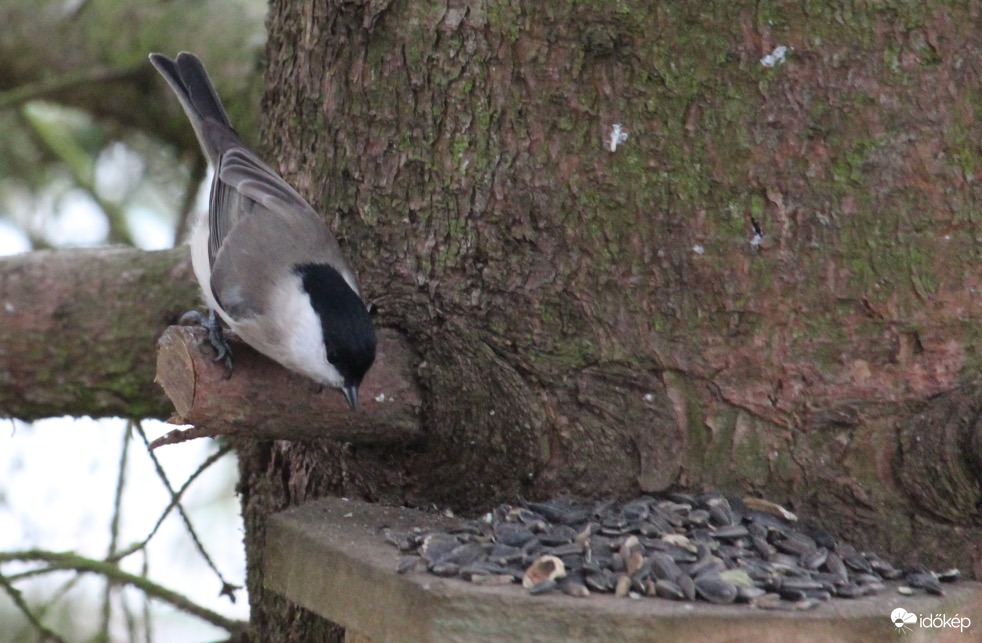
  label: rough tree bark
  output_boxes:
[153,325,421,446]
[233,0,982,638]
[0,247,197,419]
[2,1,982,640]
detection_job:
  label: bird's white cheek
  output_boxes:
[215,274,343,389]
[275,282,343,388]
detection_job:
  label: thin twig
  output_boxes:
[141,550,153,643]
[102,420,133,639]
[149,425,230,449]
[27,570,83,622]
[0,551,245,634]
[109,443,232,563]
[119,579,139,643]
[0,569,66,642]
[132,426,238,595]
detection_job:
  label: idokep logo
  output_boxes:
[891,607,972,635]
[891,608,917,634]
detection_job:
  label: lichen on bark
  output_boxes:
[244,0,982,636]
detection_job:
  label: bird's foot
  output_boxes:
[180,309,233,377]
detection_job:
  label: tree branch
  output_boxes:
[0,570,66,642]
[153,326,423,446]
[0,247,424,446]
[0,247,199,421]
[0,550,246,635]
[130,427,239,596]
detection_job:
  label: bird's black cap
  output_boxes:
[295,263,376,406]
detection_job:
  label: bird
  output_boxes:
[149,52,376,409]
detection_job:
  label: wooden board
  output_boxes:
[264,497,981,642]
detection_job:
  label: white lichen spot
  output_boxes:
[374,392,389,403]
[489,409,496,416]
[692,244,705,255]
[608,123,629,152]
[643,393,655,402]
[760,45,788,68]
[3,302,13,313]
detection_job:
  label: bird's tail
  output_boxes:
[149,52,237,164]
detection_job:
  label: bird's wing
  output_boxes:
[207,148,358,320]
[207,146,326,264]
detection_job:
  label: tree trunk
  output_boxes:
[2,1,980,639]
[234,0,982,638]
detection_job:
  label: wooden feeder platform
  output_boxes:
[264,497,982,642]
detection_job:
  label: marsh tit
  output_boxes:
[149,52,376,409]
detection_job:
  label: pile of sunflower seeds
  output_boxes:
[385,492,960,609]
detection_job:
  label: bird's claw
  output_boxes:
[180,309,233,377]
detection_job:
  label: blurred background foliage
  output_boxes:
[0,1,269,640]
[0,0,267,253]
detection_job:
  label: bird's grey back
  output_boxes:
[208,196,350,321]
[150,51,359,314]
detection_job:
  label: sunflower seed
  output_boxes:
[614,573,632,597]
[430,562,460,577]
[522,555,566,588]
[654,579,686,600]
[937,568,960,582]
[420,533,460,564]
[678,573,697,601]
[494,523,535,547]
[540,524,578,545]
[397,556,423,574]
[695,575,737,604]
[385,491,960,611]
[688,509,711,527]
[528,578,557,595]
[584,572,611,592]
[559,578,590,597]
[907,572,943,596]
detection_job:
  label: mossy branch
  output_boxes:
[0,550,246,635]
[0,247,200,421]
[0,570,66,642]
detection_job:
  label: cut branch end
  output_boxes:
[153,325,423,446]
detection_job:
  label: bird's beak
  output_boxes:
[342,385,359,410]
